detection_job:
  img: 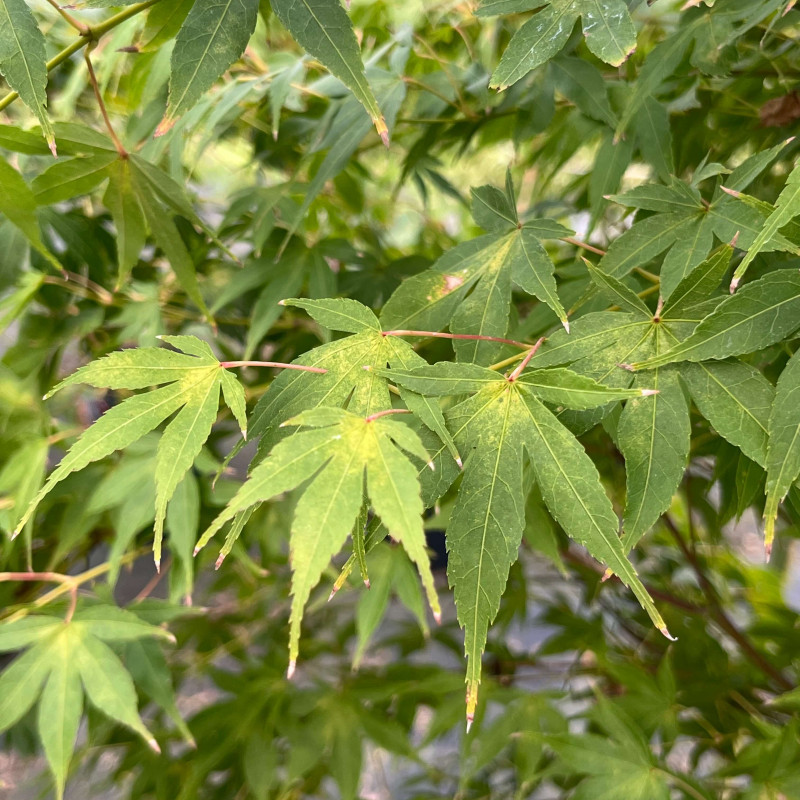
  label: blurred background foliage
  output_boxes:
[1,0,800,798]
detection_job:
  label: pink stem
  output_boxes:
[507,337,546,382]
[365,409,411,423]
[0,571,78,622]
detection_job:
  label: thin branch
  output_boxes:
[507,337,546,381]
[84,46,127,158]
[0,1,162,114]
[383,330,531,348]
[365,408,411,423]
[220,361,326,374]
[663,515,793,691]
[562,236,607,256]
[0,572,78,622]
[45,0,89,34]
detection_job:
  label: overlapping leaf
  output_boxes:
[197,406,440,672]
[483,0,637,90]
[381,177,571,364]
[0,606,173,799]
[272,0,388,142]
[15,336,248,567]
[383,358,668,723]
[0,0,55,154]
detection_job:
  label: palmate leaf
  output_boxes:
[603,158,796,297]
[729,160,800,289]
[0,0,55,155]
[633,270,800,370]
[382,181,571,363]
[484,0,636,91]
[248,298,460,466]
[764,348,800,556]
[0,606,171,800]
[15,336,248,567]
[383,360,669,724]
[197,406,441,673]
[156,0,260,136]
[271,0,389,143]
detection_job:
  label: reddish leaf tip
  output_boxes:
[364,578,371,589]
[48,139,58,159]
[720,185,741,198]
[601,568,613,583]
[660,626,678,642]
[148,737,161,755]
[730,230,740,248]
[214,553,226,570]
[618,362,635,372]
[729,276,740,294]
[562,319,570,333]
[154,117,175,138]
[456,456,463,469]
[433,610,442,625]
[327,587,338,602]
[640,389,660,397]
[287,660,296,680]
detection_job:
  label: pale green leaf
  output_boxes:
[74,633,158,751]
[284,297,381,334]
[220,368,248,437]
[72,606,175,643]
[153,370,221,567]
[37,630,83,800]
[518,367,647,409]
[0,642,51,732]
[0,615,61,653]
[764,348,800,554]
[584,261,651,317]
[471,184,518,232]
[661,244,733,319]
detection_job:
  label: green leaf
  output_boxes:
[518,367,648,409]
[16,338,245,567]
[489,3,579,91]
[682,360,773,467]
[0,156,59,269]
[74,633,159,752]
[125,638,194,745]
[764,348,800,555]
[661,244,733,320]
[130,165,213,323]
[578,0,636,67]
[633,270,800,370]
[32,152,118,206]
[551,56,616,128]
[0,615,61,652]
[0,0,55,154]
[471,184,518,232]
[519,390,667,636]
[283,297,381,334]
[730,161,800,289]
[584,261,651,317]
[0,642,52,732]
[271,0,388,142]
[37,629,83,800]
[200,410,438,671]
[103,159,147,289]
[157,0,260,135]
[71,605,175,643]
[618,363,690,548]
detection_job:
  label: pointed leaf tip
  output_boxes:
[660,626,678,642]
[427,460,435,472]
[433,610,442,625]
[729,276,740,294]
[214,553,226,570]
[456,456,463,469]
[730,230,740,248]
[48,138,58,159]
[192,545,201,557]
[765,540,773,562]
[640,389,660,397]
[154,117,175,138]
[327,587,338,602]
[364,578,371,589]
[618,363,635,372]
[562,319,570,333]
[601,567,614,582]
[287,660,296,680]
[148,738,161,755]
[466,715,473,733]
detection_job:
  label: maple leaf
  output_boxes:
[15,335,249,567]
[197,406,441,675]
[382,353,670,726]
